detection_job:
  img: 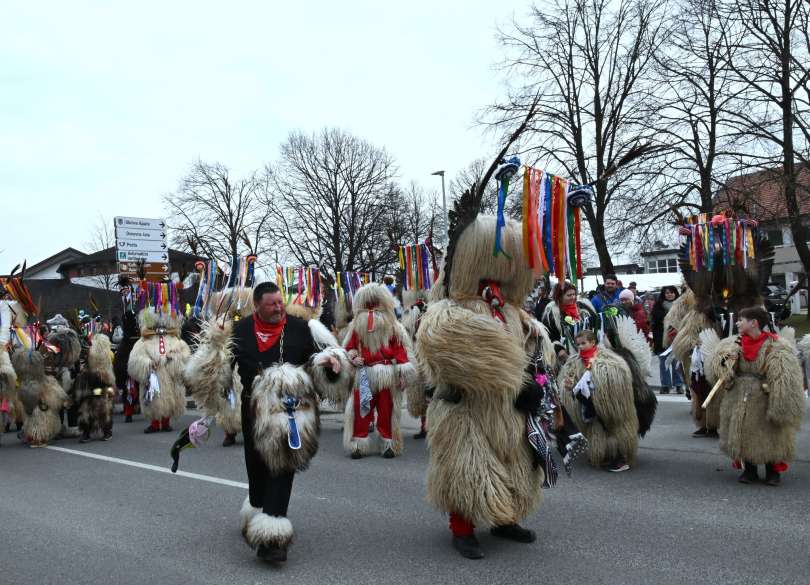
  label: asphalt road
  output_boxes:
[1,396,808,585]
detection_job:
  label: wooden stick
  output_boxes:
[702,377,726,409]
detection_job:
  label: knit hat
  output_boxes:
[619,289,635,302]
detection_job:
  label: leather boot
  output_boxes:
[764,464,781,486]
[452,534,484,559]
[738,461,759,484]
[490,523,537,543]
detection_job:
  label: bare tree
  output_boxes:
[647,0,742,221]
[491,0,669,275]
[387,181,439,245]
[265,128,399,279]
[719,0,810,275]
[164,160,273,263]
[83,213,117,291]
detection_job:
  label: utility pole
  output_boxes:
[431,170,448,246]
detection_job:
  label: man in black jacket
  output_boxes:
[233,281,344,563]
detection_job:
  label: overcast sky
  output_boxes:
[1,0,536,270]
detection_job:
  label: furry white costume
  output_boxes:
[416,210,556,558]
[128,307,190,432]
[342,283,417,458]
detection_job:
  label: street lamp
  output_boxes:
[431,170,448,246]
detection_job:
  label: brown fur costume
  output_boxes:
[417,216,546,527]
[662,289,693,350]
[74,334,116,438]
[0,350,16,402]
[706,335,805,464]
[401,289,430,419]
[128,309,190,423]
[559,348,639,467]
[342,283,417,457]
[13,349,67,444]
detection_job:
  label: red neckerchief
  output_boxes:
[561,302,580,320]
[580,345,598,368]
[479,280,505,322]
[254,314,286,353]
[740,331,777,362]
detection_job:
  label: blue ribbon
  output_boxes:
[282,395,302,450]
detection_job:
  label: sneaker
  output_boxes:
[102,433,113,441]
[452,534,484,559]
[490,523,536,543]
[257,543,287,563]
[608,460,630,472]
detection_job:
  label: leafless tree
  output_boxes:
[386,181,440,245]
[491,0,670,275]
[83,213,117,291]
[647,0,743,221]
[718,0,810,275]
[163,160,273,264]
[264,128,400,279]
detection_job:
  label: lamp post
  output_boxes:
[431,170,448,246]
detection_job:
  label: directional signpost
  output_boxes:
[114,216,170,282]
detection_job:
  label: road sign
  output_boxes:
[116,239,168,252]
[114,216,170,280]
[114,217,166,231]
[115,227,167,242]
[116,250,170,263]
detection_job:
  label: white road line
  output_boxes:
[45,445,248,490]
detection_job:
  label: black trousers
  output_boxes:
[242,395,295,516]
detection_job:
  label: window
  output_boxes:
[765,228,784,246]
[646,257,678,273]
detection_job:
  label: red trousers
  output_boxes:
[352,388,393,440]
[449,512,475,536]
[148,417,171,431]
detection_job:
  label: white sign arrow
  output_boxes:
[114,216,166,231]
[114,227,167,242]
[117,250,169,263]
[116,239,167,252]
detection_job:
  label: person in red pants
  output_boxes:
[342,283,417,459]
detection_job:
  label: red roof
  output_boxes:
[715,164,810,221]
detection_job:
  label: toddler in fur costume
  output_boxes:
[559,330,639,472]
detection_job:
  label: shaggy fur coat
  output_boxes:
[74,334,116,437]
[706,335,805,464]
[417,216,546,527]
[13,349,67,444]
[401,289,430,419]
[128,311,190,422]
[559,347,639,467]
[341,283,418,456]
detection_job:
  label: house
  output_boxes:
[5,246,205,320]
[715,164,810,292]
[640,241,680,275]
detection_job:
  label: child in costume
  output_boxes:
[560,330,639,472]
[702,307,805,485]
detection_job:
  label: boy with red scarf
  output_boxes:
[704,307,805,486]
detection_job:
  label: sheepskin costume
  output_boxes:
[401,289,430,420]
[0,300,20,400]
[559,346,639,467]
[342,282,417,458]
[13,348,68,446]
[128,308,190,431]
[416,215,549,536]
[661,288,694,350]
[703,332,805,468]
[73,334,116,441]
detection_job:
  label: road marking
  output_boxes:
[45,445,248,490]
